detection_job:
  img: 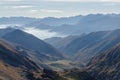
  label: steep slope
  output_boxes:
[0,27,15,37]
[75,29,120,63]
[0,39,72,80]
[45,35,82,50]
[0,39,97,80]
[0,39,40,70]
[0,61,23,80]
[0,39,41,80]
[2,29,64,60]
[87,43,120,80]
[55,29,120,63]
[0,39,93,80]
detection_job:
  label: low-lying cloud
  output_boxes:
[24,28,66,40]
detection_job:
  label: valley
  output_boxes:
[0,14,120,80]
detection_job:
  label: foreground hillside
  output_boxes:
[0,28,120,80]
[0,39,97,80]
[0,39,41,80]
[1,38,120,80]
[0,61,23,80]
[0,39,65,80]
[87,43,120,80]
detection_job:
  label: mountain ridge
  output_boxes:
[1,29,65,59]
[87,43,120,80]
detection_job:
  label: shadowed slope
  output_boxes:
[87,43,120,80]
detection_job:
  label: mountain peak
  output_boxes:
[2,29,64,59]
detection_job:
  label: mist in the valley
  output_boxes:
[24,27,67,39]
[0,25,67,39]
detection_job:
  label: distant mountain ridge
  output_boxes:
[1,14,120,35]
[51,14,120,35]
[0,15,82,26]
[0,17,38,25]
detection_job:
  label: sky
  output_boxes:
[0,0,120,18]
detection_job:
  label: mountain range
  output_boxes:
[45,29,120,64]
[0,14,120,80]
[1,35,120,80]
[0,31,95,80]
[0,28,64,60]
[1,14,120,35]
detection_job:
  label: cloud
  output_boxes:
[28,9,63,14]
[102,3,117,6]
[44,0,120,2]
[40,9,63,13]
[29,10,39,13]
[12,6,33,9]
[1,0,22,1]
[100,0,119,2]
[24,28,66,39]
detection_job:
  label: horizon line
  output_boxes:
[0,13,119,19]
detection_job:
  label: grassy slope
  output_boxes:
[0,61,23,80]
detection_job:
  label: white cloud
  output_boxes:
[28,9,63,14]
[44,0,120,2]
[0,24,9,29]
[100,0,119,2]
[1,0,22,1]
[24,28,66,39]
[29,10,39,13]
[12,6,33,9]
[40,9,63,13]
[102,3,117,6]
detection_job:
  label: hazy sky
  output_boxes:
[0,0,120,18]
